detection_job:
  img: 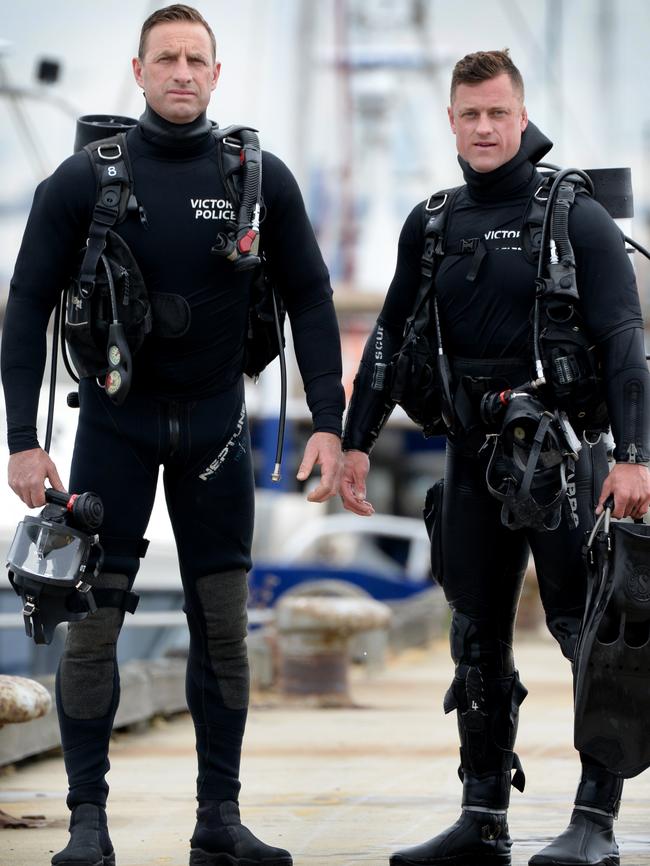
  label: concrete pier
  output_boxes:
[1,634,649,866]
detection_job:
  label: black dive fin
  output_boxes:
[574,515,650,777]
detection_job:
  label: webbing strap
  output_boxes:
[78,214,115,296]
[79,133,132,296]
[411,186,463,334]
[91,587,140,614]
[100,536,150,558]
[517,413,554,504]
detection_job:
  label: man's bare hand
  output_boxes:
[596,462,650,519]
[8,448,65,509]
[340,449,374,516]
[296,432,343,502]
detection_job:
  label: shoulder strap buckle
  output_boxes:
[96,143,122,161]
[222,136,243,151]
[425,192,448,212]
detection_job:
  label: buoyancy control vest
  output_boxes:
[388,165,636,439]
[63,118,285,405]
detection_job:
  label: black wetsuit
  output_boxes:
[343,123,650,804]
[1,107,344,809]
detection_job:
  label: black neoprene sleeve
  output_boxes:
[257,152,345,436]
[342,320,400,453]
[599,327,650,463]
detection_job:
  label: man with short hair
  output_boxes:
[342,50,650,866]
[1,5,344,865]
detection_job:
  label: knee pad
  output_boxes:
[59,573,129,720]
[449,610,514,675]
[193,569,249,710]
[444,665,527,788]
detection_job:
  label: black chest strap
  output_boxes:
[79,133,136,297]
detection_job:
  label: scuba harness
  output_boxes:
[55,114,287,480]
[386,164,650,531]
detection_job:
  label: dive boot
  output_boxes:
[189,800,292,866]
[528,810,619,866]
[389,809,511,866]
[529,765,622,866]
[51,804,115,866]
[390,773,512,866]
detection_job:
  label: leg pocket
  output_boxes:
[423,477,445,584]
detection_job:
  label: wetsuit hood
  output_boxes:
[138,103,214,151]
[459,121,553,201]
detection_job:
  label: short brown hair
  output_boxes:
[138,4,216,61]
[450,49,524,104]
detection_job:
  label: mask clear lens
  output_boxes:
[7,519,88,584]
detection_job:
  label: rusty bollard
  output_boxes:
[275,596,391,705]
[0,675,51,728]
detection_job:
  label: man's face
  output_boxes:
[447,73,528,173]
[132,21,220,124]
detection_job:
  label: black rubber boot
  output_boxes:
[189,800,292,865]
[51,804,115,866]
[389,773,513,866]
[529,764,623,866]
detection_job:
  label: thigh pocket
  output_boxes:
[423,478,445,584]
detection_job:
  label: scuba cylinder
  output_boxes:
[73,114,138,152]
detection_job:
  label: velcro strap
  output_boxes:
[101,536,150,558]
[92,588,140,614]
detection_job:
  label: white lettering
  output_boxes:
[191,197,236,221]
[375,325,384,360]
[199,404,247,480]
[566,473,579,528]
[484,229,521,240]
[195,209,237,221]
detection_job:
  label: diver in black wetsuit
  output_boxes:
[1,6,344,866]
[341,50,650,866]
